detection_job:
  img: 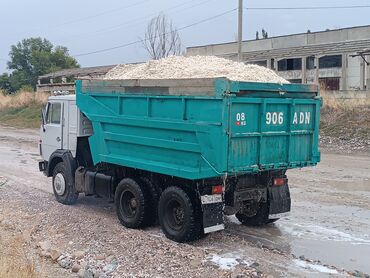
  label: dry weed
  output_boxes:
[320,90,370,141]
[0,91,48,111]
[0,235,39,278]
[0,256,38,278]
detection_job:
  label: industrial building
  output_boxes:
[187,25,370,97]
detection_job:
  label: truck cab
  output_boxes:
[39,95,95,205]
[39,95,92,163]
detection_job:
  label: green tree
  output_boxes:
[6,37,79,91]
[0,73,12,93]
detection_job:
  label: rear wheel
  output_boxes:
[115,178,152,229]
[158,186,202,243]
[52,162,78,205]
[235,202,279,226]
[139,177,160,226]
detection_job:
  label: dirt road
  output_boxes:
[0,125,369,277]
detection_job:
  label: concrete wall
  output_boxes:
[278,70,302,80]
[347,56,362,90]
[307,26,370,44]
[187,25,370,56]
[324,90,370,99]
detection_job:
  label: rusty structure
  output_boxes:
[37,65,115,94]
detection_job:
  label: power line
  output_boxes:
[245,5,370,10]
[15,0,151,36]
[74,8,237,57]
[56,0,214,44]
[55,0,152,27]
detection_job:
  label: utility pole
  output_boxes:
[238,0,243,62]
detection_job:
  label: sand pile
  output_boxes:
[105,55,288,84]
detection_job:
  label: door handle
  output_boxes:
[56,137,61,142]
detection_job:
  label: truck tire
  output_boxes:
[158,186,201,243]
[139,177,159,226]
[52,162,78,205]
[115,178,151,229]
[235,202,278,226]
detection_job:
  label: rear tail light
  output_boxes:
[273,177,286,186]
[212,185,223,194]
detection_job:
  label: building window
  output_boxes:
[306,56,315,70]
[278,58,302,71]
[319,77,340,91]
[288,79,302,84]
[271,58,275,70]
[319,55,342,69]
[249,60,267,67]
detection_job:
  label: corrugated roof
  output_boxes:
[38,65,116,80]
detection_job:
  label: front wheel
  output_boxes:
[158,186,202,243]
[52,162,78,205]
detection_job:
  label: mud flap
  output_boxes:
[268,184,291,219]
[201,195,224,233]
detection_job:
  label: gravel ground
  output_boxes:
[0,127,258,278]
[1,125,370,278]
[0,181,258,278]
[320,135,370,155]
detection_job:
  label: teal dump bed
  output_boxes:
[76,78,321,180]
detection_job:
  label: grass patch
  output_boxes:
[0,90,47,128]
[0,105,42,128]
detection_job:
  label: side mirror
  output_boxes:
[41,105,46,132]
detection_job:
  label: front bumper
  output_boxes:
[38,160,48,173]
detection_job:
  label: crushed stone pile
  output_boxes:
[105,55,289,84]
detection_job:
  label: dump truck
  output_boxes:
[39,78,321,242]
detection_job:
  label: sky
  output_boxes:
[0,0,369,73]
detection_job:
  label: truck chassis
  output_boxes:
[39,137,290,242]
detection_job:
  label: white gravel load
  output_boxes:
[105,55,288,84]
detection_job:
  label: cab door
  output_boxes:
[40,101,63,161]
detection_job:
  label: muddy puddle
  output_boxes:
[223,200,370,275]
